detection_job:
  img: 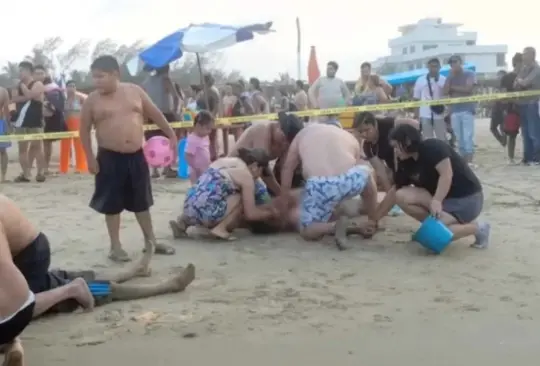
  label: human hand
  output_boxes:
[360,219,378,238]
[87,157,99,175]
[168,136,178,160]
[429,199,442,218]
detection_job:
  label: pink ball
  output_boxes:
[143,136,174,168]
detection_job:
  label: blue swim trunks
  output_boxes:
[299,165,372,228]
[183,168,236,225]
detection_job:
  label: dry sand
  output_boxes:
[2,119,540,365]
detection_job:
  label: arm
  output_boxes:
[370,157,392,192]
[279,136,301,199]
[433,158,453,202]
[308,78,321,108]
[450,74,476,94]
[395,117,420,130]
[137,86,176,141]
[443,76,451,96]
[381,79,393,96]
[79,94,95,159]
[340,80,352,104]
[373,185,397,222]
[412,78,422,101]
[236,171,274,221]
[261,169,281,196]
[255,94,269,114]
[1,89,9,120]
[360,170,379,222]
[376,87,389,103]
[519,66,540,87]
[12,81,44,102]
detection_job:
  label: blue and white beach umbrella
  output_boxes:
[127,22,273,75]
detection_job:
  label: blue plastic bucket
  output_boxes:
[177,138,189,179]
[413,216,454,254]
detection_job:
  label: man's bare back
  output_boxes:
[229,121,277,158]
[85,83,146,153]
[296,124,362,177]
[0,195,38,256]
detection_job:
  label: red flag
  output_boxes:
[307,46,320,84]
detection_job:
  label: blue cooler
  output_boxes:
[413,216,454,254]
[177,138,189,179]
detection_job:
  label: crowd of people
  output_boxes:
[1,45,540,365]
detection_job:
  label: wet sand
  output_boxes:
[3,118,540,365]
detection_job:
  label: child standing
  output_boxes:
[185,110,214,184]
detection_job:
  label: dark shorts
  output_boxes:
[144,112,177,141]
[12,232,99,313]
[443,191,484,224]
[90,148,153,215]
[0,298,34,345]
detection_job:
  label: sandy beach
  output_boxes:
[3,118,540,365]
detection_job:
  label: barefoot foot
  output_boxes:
[108,248,131,262]
[209,227,236,241]
[68,278,95,310]
[169,220,187,239]
[142,243,176,255]
[2,338,24,366]
[167,263,196,293]
[334,216,350,250]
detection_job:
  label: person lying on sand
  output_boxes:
[277,123,379,250]
[228,112,305,196]
[170,148,297,240]
[372,124,490,248]
[0,194,195,321]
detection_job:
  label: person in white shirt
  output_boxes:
[413,58,447,141]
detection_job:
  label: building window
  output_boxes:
[402,47,408,55]
[408,64,415,71]
[410,45,415,53]
[496,53,506,67]
[416,62,423,69]
[423,44,438,51]
[466,40,476,46]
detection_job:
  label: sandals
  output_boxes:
[13,174,30,183]
[14,173,47,183]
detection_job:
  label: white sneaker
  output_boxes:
[471,221,490,249]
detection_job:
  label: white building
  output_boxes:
[372,18,508,79]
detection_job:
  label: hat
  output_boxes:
[448,55,462,64]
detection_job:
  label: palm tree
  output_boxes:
[1,62,19,80]
[25,37,64,69]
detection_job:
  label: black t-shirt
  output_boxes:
[363,117,396,171]
[394,139,482,198]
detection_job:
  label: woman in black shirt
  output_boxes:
[352,112,419,192]
[376,124,490,248]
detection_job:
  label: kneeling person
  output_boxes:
[382,124,489,248]
[279,124,378,250]
[171,148,281,240]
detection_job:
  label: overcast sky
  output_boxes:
[2,0,537,81]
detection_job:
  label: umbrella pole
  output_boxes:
[196,53,210,111]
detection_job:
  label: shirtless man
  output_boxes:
[229,113,305,195]
[278,123,379,250]
[80,55,177,262]
[0,193,195,314]
[0,87,10,182]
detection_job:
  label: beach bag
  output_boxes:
[503,112,520,134]
[426,75,445,116]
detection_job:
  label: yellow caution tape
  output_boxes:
[1,89,539,142]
